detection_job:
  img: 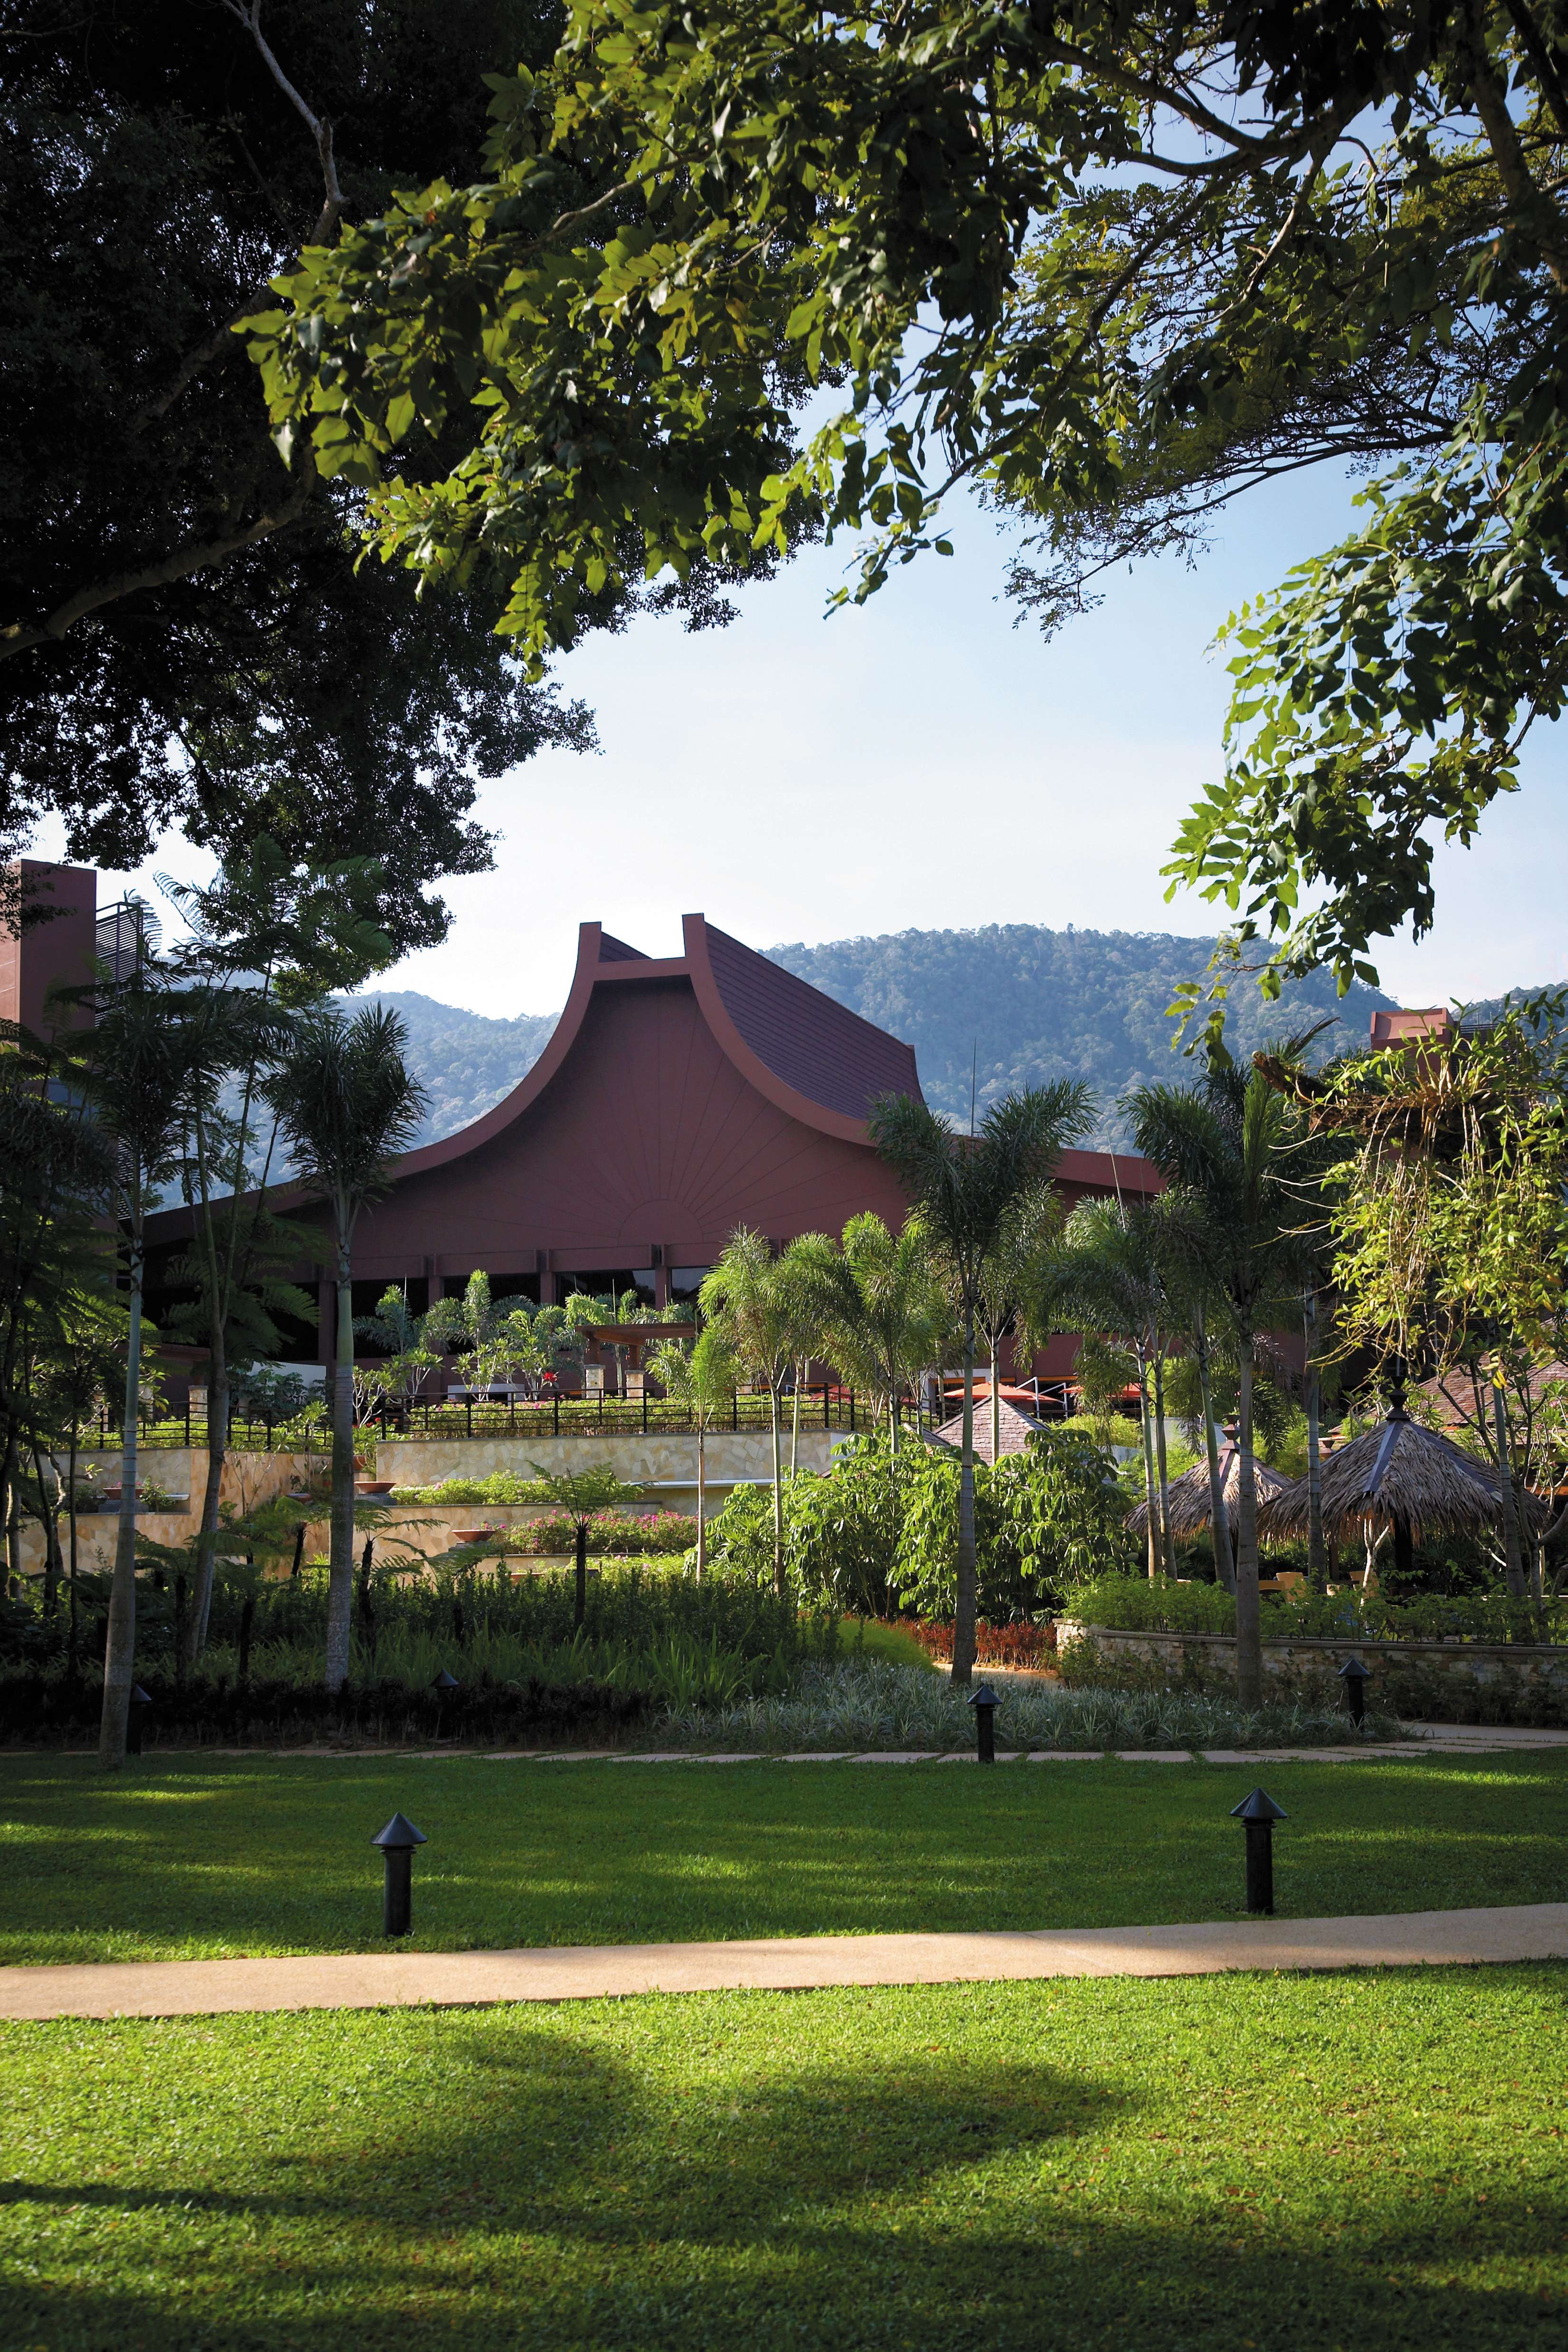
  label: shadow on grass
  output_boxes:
[4,2015,1563,2351]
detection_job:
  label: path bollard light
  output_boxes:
[1338,1654,1370,1729]
[126,1685,152,1756]
[969,1681,1000,1764]
[1230,1788,1287,1916]
[372,1812,427,1937]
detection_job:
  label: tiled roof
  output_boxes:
[598,932,649,963]
[932,1398,1048,1462]
[701,920,923,1121]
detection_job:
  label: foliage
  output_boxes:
[392,1471,556,1505]
[667,1656,1396,1754]
[710,1440,913,1616]
[1063,1572,1568,1647]
[709,1427,1131,1622]
[1314,1014,1568,1383]
[893,1430,1134,1620]
[523,1463,649,1523]
[1,0,605,947]
[242,0,1568,1009]
[491,1508,696,1556]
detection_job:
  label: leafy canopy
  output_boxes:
[245,0,1568,999]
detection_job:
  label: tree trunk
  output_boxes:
[3,1423,21,1596]
[99,1232,145,1768]
[1193,1311,1233,1592]
[1304,1291,1326,1588]
[770,1383,784,1594]
[1137,1351,1159,1579]
[34,1442,62,1616]
[790,1362,801,1478]
[66,1418,80,1679]
[1151,1350,1172,1577]
[1234,1331,1264,1712]
[990,1337,1001,1468]
[953,1317,978,1685]
[695,1421,706,1583]
[1492,1377,1528,1598]
[188,1341,229,1660]
[324,1235,356,1691]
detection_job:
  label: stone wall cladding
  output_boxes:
[1056,1619,1568,1724]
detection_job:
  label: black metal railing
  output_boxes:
[99,1386,925,1453]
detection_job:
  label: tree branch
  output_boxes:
[1463,16,1568,287]
[221,0,344,246]
[0,456,318,666]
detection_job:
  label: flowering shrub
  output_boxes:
[889,1618,1057,1668]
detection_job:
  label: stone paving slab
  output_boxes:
[4,1903,1565,2023]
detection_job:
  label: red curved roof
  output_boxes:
[698,918,923,1123]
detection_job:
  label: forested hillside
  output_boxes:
[349,992,558,1150]
[767,927,1398,1145]
[354,929,1402,1151]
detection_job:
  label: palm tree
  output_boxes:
[266,1005,427,1692]
[870,1084,1093,1683]
[700,1231,822,1592]
[68,968,214,1768]
[1025,1194,1186,1580]
[805,1212,950,1463]
[647,1324,737,1578]
[1126,1069,1314,1709]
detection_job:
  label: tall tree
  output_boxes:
[155,837,397,1660]
[1125,1068,1314,1707]
[265,1004,427,1689]
[62,958,219,1767]
[247,0,1568,1004]
[1025,1195,1187,1581]
[646,1324,737,1580]
[699,1232,822,1593]
[870,1085,1092,1683]
[804,1213,950,1463]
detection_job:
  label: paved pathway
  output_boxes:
[3,1903,1565,2022]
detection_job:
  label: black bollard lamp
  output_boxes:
[1337,1654,1370,1729]
[372,1812,428,1937]
[1230,1787,1287,1916]
[968,1681,1000,1764]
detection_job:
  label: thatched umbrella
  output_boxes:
[1125,1431,1291,1545]
[1256,1399,1539,1577]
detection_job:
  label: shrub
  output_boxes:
[660,1658,1399,1751]
[894,1427,1133,1618]
[1063,1574,1568,1644]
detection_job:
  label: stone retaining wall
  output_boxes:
[1056,1620,1568,1704]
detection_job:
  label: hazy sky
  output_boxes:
[76,460,1564,1020]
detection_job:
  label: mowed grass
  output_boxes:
[4,1968,1567,2351]
[3,1750,1567,1964]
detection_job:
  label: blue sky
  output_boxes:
[80,458,1564,1020]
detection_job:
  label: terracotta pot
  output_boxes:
[354,1479,395,1497]
[454,1524,502,1545]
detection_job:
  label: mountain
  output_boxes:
[353,928,1400,1153]
[346,990,559,1150]
[766,925,1399,1146]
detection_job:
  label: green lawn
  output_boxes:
[4,1750,1567,1965]
[4,1968,1565,2350]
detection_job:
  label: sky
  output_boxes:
[70,459,1566,1022]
